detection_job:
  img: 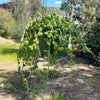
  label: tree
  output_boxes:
[60,0,80,49]
[3,1,17,13]
[3,0,42,41]
[61,0,100,64]
[61,0,79,20]
[11,0,27,41]
[86,7,100,65]
[78,0,99,34]
[0,8,14,38]
[27,0,42,19]
[14,0,26,21]
[61,0,99,34]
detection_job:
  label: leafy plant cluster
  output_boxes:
[51,92,64,100]
[48,69,65,78]
[17,10,89,99]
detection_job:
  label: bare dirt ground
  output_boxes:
[0,37,100,100]
[0,57,100,100]
[0,37,15,45]
[0,61,18,100]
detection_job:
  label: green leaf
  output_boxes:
[32,95,35,98]
[18,66,20,71]
[30,66,38,71]
[33,72,36,75]
[25,91,29,95]
[29,45,33,50]
[53,30,57,34]
[40,85,44,89]
[44,76,48,80]
[40,80,44,83]
[23,78,27,82]
[24,41,28,45]
[44,71,48,75]
[38,32,43,37]
[23,63,26,67]
[43,68,48,71]
[47,42,50,46]
[35,90,39,95]
[58,47,64,52]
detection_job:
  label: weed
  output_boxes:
[0,72,6,77]
[48,69,65,78]
[89,83,97,87]
[87,78,95,83]
[1,79,9,85]
[48,54,57,65]
[51,92,64,100]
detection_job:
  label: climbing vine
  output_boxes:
[17,10,90,99]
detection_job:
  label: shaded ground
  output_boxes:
[0,56,100,100]
[0,37,100,100]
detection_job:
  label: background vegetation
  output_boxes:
[0,0,100,64]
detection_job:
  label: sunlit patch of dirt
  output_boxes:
[0,56,100,100]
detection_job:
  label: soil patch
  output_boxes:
[0,56,100,100]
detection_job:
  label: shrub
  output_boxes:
[11,21,26,42]
[48,69,65,78]
[86,17,100,65]
[51,92,64,100]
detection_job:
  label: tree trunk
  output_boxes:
[68,4,73,49]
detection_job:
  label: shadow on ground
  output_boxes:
[0,57,100,100]
[1,48,18,55]
[45,66,100,100]
[0,71,33,100]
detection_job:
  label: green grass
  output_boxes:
[0,42,19,63]
[0,72,6,77]
[0,79,10,85]
[48,69,65,78]
[51,92,64,100]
